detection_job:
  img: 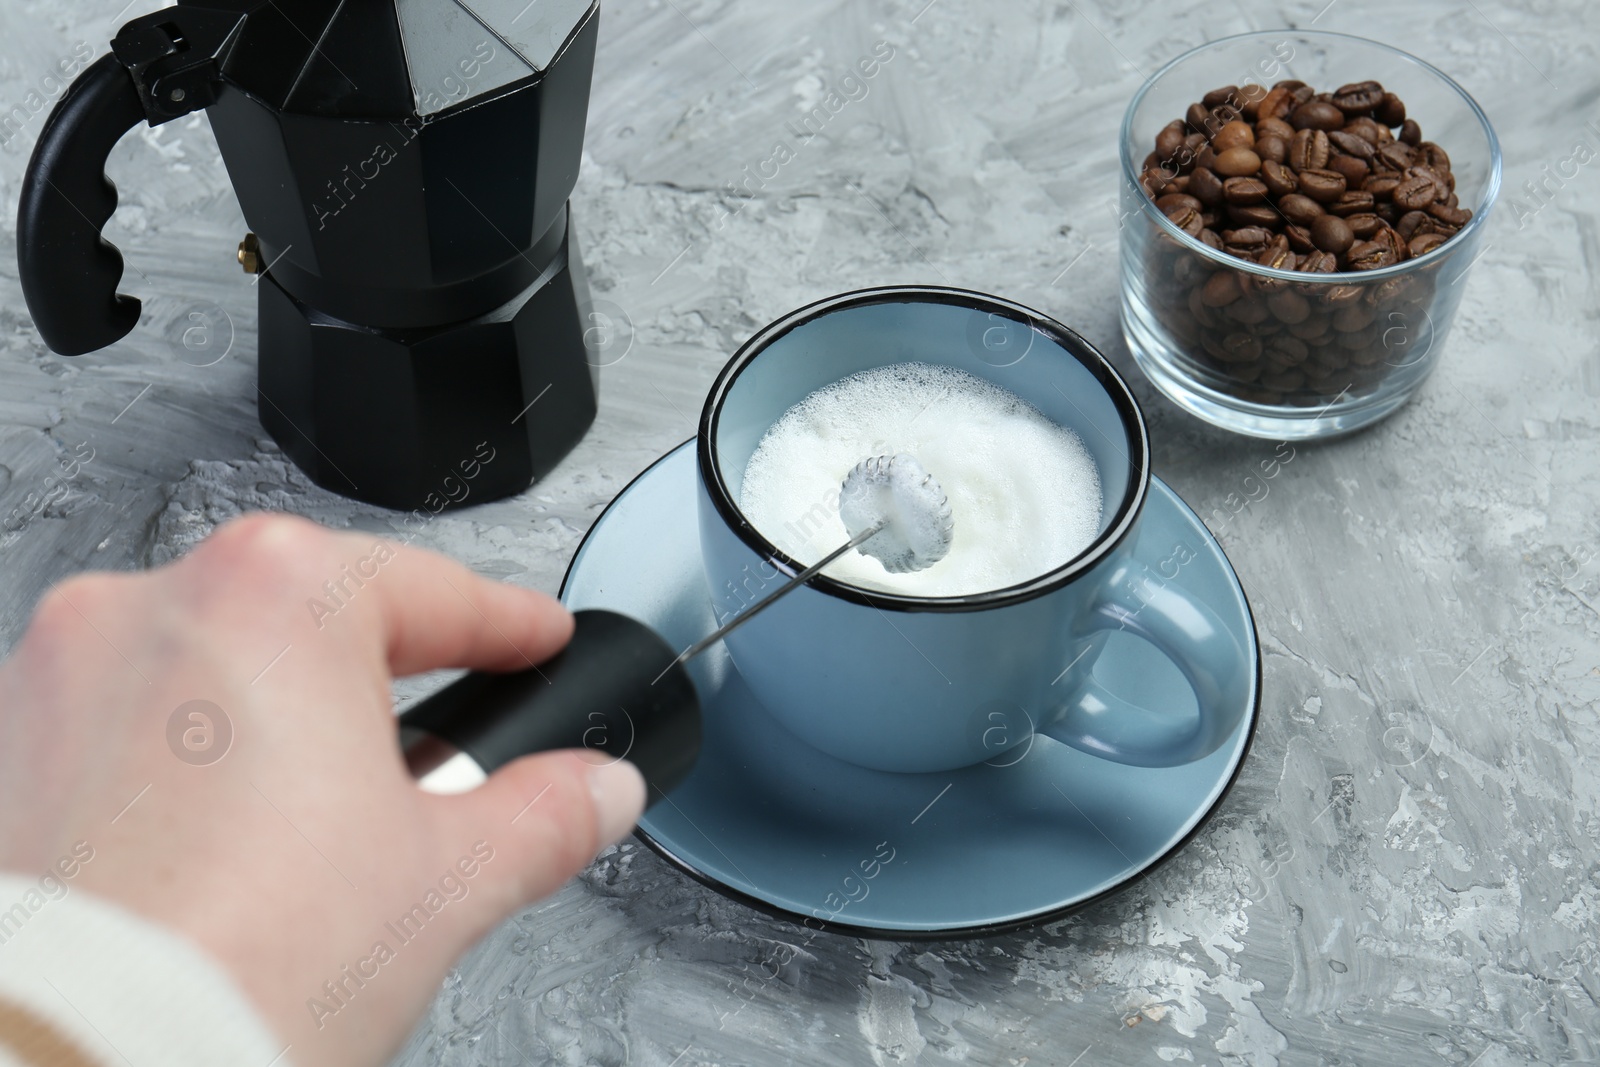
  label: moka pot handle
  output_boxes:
[16,54,147,356]
[15,8,244,356]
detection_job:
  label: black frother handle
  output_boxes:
[17,54,147,356]
[399,610,702,808]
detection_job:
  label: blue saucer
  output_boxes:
[560,441,1259,937]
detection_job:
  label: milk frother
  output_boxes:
[399,454,955,805]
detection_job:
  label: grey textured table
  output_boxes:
[2,0,1598,1063]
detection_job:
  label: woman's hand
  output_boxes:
[0,513,645,1067]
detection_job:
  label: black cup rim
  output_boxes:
[696,285,1152,613]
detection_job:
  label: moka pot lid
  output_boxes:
[185,0,596,119]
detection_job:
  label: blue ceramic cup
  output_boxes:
[696,286,1251,773]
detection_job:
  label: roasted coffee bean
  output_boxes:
[1427,200,1472,226]
[1311,346,1351,370]
[1328,154,1371,186]
[1186,101,1212,132]
[1347,332,1383,359]
[1328,129,1376,159]
[1344,118,1382,147]
[1257,238,1296,271]
[1214,147,1263,176]
[1395,210,1431,239]
[1156,120,1188,162]
[1367,274,1419,306]
[1156,193,1204,214]
[1333,80,1385,114]
[1331,300,1382,329]
[1256,135,1288,164]
[1223,176,1270,204]
[1301,359,1335,381]
[1201,271,1243,307]
[1222,224,1275,246]
[1291,100,1346,131]
[1346,239,1397,270]
[1373,226,1407,261]
[1203,85,1241,109]
[1266,333,1310,363]
[1236,83,1269,119]
[1285,223,1316,253]
[1256,116,1295,141]
[1412,163,1452,195]
[1418,142,1452,171]
[1267,291,1312,326]
[1194,105,1241,138]
[1228,202,1282,227]
[1376,92,1407,127]
[1213,120,1255,152]
[1278,195,1322,227]
[1322,284,1365,307]
[1291,316,1332,339]
[1288,128,1331,170]
[1298,168,1347,202]
[1392,173,1437,210]
[1199,227,1225,250]
[1399,118,1422,145]
[1376,142,1415,171]
[1257,86,1296,122]
[1195,143,1217,171]
[1329,191,1376,216]
[1406,231,1448,258]
[1188,166,1225,206]
[1259,159,1298,196]
[1298,250,1339,274]
[1165,204,1204,236]
[1218,332,1263,362]
[1226,298,1272,324]
[1364,173,1401,200]
[1310,214,1355,254]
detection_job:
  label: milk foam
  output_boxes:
[738,363,1104,597]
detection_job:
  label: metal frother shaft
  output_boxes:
[665,519,888,670]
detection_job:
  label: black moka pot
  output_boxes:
[18,1,705,803]
[18,0,604,510]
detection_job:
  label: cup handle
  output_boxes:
[1039,560,1251,767]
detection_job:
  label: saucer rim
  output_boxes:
[561,439,1262,941]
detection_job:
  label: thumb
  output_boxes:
[429,750,646,931]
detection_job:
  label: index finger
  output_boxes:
[342,534,574,677]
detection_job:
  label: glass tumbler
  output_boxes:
[1118,31,1501,439]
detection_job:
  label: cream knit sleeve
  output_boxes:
[0,873,291,1067]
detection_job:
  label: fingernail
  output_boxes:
[588,759,646,849]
